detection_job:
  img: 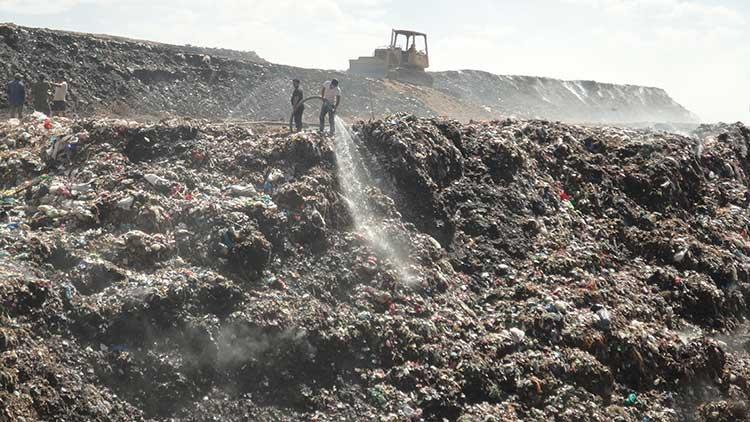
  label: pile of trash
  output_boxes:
[1,114,749,421]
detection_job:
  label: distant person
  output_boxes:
[7,73,25,119]
[50,74,68,117]
[319,79,341,135]
[291,79,304,132]
[32,75,51,116]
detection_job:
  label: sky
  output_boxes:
[1,0,748,123]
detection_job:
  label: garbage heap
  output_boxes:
[1,114,749,421]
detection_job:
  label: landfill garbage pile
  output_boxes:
[1,23,696,125]
[692,122,750,143]
[1,112,750,422]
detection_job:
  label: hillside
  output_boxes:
[1,24,696,125]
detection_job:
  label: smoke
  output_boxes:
[215,324,315,367]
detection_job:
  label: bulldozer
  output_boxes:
[348,29,433,87]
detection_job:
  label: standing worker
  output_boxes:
[32,74,51,116]
[319,79,341,135]
[291,79,304,132]
[6,73,25,120]
[50,73,68,117]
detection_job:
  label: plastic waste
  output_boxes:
[144,173,169,187]
[49,184,72,197]
[594,308,611,330]
[267,168,284,183]
[263,168,283,195]
[31,111,48,121]
[71,183,93,194]
[229,185,257,197]
[47,136,60,158]
[554,300,569,314]
[71,206,96,222]
[117,196,135,210]
[402,405,416,418]
[37,205,64,218]
[545,300,569,314]
[509,327,525,344]
[625,392,638,406]
[63,284,75,301]
[673,248,688,263]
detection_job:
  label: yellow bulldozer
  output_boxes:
[348,29,433,87]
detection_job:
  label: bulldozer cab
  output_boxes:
[389,30,429,70]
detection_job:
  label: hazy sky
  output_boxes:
[2,0,748,123]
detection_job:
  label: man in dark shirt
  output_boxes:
[7,73,25,119]
[31,75,51,116]
[291,79,304,132]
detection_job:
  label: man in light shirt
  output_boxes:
[319,79,341,135]
[50,74,68,117]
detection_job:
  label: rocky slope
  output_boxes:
[0,113,749,421]
[1,24,696,125]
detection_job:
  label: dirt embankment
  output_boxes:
[433,70,698,124]
[1,24,696,125]
[0,113,749,421]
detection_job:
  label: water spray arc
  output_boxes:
[333,117,416,284]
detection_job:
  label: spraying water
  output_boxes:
[333,117,417,284]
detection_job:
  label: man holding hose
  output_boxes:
[291,79,304,132]
[319,79,341,135]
